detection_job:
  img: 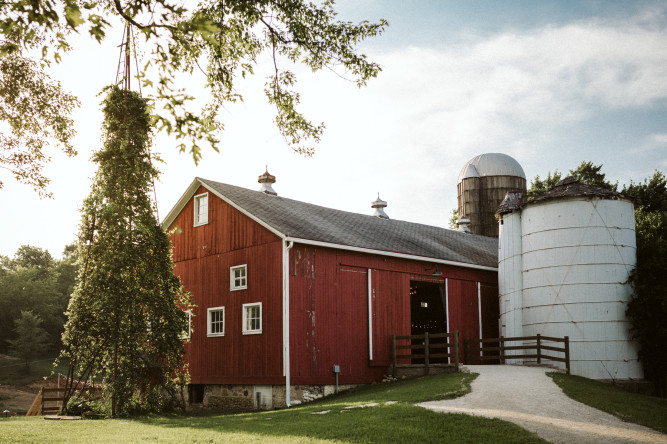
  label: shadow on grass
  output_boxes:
[130,372,546,443]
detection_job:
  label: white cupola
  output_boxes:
[258,168,277,196]
[371,194,389,219]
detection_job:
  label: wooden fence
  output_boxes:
[464,334,570,374]
[26,386,102,416]
[391,331,459,375]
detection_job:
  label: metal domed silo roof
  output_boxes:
[456,153,527,237]
[457,153,526,184]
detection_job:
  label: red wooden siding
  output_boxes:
[169,184,499,387]
[170,187,285,385]
[288,245,498,384]
[168,185,279,263]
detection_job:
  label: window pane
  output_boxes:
[209,309,224,335]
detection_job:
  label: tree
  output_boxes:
[60,85,193,417]
[527,161,617,199]
[569,160,617,191]
[1,1,387,194]
[624,170,667,396]
[526,170,562,199]
[0,245,73,354]
[448,208,459,230]
[7,310,50,372]
[623,170,667,213]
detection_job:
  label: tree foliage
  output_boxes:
[527,161,617,199]
[625,170,667,396]
[0,0,386,194]
[0,245,75,354]
[60,85,193,417]
[569,160,617,191]
[623,170,667,213]
[7,310,50,372]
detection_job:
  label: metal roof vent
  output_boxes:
[456,217,472,234]
[258,168,277,196]
[371,194,389,219]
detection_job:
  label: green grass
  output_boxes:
[0,372,546,443]
[548,372,667,434]
[0,355,68,387]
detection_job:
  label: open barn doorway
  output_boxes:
[410,281,447,364]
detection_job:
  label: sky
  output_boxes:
[1,0,666,259]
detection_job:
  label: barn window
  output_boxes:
[207,306,225,337]
[242,302,262,335]
[230,265,247,291]
[180,309,192,339]
[194,193,209,226]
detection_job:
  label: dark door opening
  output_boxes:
[188,384,205,405]
[410,281,447,364]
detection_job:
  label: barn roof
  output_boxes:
[163,177,499,270]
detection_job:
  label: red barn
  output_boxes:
[162,174,499,409]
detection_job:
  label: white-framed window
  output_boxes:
[230,265,247,291]
[242,302,262,335]
[207,306,225,337]
[194,192,209,226]
[181,309,192,339]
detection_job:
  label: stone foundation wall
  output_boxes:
[186,383,360,410]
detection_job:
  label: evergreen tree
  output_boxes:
[60,85,193,417]
[526,171,562,199]
[7,310,50,372]
[569,160,617,191]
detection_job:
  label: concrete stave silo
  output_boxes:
[497,177,643,380]
[458,153,526,238]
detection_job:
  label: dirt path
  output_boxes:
[418,365,667,444]
[0,385,38,412]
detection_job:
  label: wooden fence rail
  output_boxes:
[26,386,103,416]
[464,334,570,374]
[391,331,459,376]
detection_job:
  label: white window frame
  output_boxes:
[242,302,262,335]
[181,309,192,339]
[207,306,226,337]
[194,192,209,227]
[230,264,247,291]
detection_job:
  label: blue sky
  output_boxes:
[1,1,666,258]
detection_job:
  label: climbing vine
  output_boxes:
[59,85,193,417]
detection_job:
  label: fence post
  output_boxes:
[564,336,570,374]
[536,334,542,365]
[392,334,397,377]
[454,331,460,370]
[500,336,505,364]
[424,332,430,368]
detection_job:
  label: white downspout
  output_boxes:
[367,268,373,360]
[283,240,294,407]
[445,278,450,364]
[477,282,483,340]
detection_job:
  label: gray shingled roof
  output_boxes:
[199,178,498,268]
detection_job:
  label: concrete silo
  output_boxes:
[497,177,643,380]
[457,153,526,238]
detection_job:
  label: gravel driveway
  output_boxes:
[418,365,667,444]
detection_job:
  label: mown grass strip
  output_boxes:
[548,372,667,434]
[0,372,546,443]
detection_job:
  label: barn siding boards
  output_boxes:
[288,244,497,384]
[167,185,281,262]
[172,187,284,385]
[168,179,499,391]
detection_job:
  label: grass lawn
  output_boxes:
[0,354,68,387]
[0,372,546,443]
[548,372,667,434]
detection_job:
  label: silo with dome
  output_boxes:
[457,153,527,237]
